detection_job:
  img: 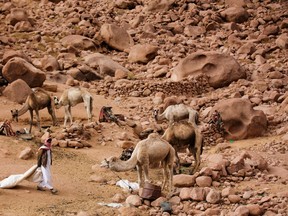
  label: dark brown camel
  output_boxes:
[161,121,203,174]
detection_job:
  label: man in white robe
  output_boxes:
[37,137,58,194]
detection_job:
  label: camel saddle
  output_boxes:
[99,106,125,123]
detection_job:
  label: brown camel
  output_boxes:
[11,88,57,133]
[161,121,203,174]
[102,133,175,195]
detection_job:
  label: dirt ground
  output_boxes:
[0,83,287,216]
[0,83,164,216]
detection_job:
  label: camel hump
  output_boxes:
[147,132,158,139]
[169,122,195,138]
[32,87,49,95]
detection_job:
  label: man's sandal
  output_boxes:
[50,188,58,195]
[37,186,45,191]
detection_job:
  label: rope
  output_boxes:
[104,159,134,192]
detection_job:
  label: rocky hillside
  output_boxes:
[1,0,288,130]
[0,0,288,215]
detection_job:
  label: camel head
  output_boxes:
[11,109,19,122]
[53,96,60,105]
[100,157,118,170]
[153,108,159,120]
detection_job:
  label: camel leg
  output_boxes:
[190,130,203,174]
[168,162,173,196]
[168,148,175,196]
[29,109,33,133]
[34,109,41,132]
[174,152,181,174]
[190,147,201,174]
[142,163,150,184]
[47,106,57,126]
[84,96,93,122]
[136,164,143,187]
[63,106,69,127]
[68,106,73,126]
[161,161,168,191]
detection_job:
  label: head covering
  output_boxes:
[40,138,52,150]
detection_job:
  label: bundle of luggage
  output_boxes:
[119,147,134,161]
[99,106,125,124]
[0,120,15,136]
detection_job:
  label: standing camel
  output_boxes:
[153,103,199,126]
[102,133,175,195]
[53,87,93,127]
[162,121,203,174]
[11,88,57,133]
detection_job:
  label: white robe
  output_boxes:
[38,149,53,189]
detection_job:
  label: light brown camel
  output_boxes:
[161,121,203,174]
[53,87,93,127]
[103,133,175,195]
[11,88,57,133]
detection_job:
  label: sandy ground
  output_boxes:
[0,84,287,216]
[0,85,161,216]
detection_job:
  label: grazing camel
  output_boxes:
[11,88,57,133]
[53,87,93,127]
[162,121,203,174]
[103,133,175,195]
[153,103,199,126]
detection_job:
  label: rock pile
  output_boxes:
[50,122,101,148]
[116,150,288,215]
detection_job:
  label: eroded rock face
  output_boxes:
[171,51,246,88]
[2,57,46,87]
[100,23,134,52]
[211,98,267,140]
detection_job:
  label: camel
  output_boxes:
[53,87,93,127]
[103,133,175,195]
[161,121,203,174]
[153,103,199,126]
[11,88,57,133]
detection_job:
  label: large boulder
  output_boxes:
[100,23,134,52]
[6,8,30,26]
[128,44,158,63]
[144,0,174,12]
[14,20,34,32]
[2,57,46,87]
[3,49,32,64]
[171,51,246,88]
[83,53,129,77]
[41,55,60,71]
[211,98,267,140]
[3,79,32,104]
[60,35,97,51]
[220,7,249,23]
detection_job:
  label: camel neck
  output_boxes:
[17,103,29,116]
[55,103,63,109]
[111,153,138,172]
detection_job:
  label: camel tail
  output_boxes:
[90,95,93,116]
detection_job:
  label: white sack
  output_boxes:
[0,165,39,189]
